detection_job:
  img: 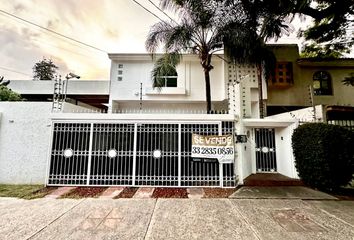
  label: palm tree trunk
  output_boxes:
[257,63,264,118]
[204,69,212,113]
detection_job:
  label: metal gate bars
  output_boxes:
[255,128,277,172]
[47,121,236,187]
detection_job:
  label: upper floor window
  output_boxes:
[313,71,332,95]
[152,64,178,88]
[268,62,293,88]
[157,76,177,87]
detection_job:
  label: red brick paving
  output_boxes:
[244,173,304,186]
[133,187,155,198]
[45,187,77,199]
[99,187,124,199]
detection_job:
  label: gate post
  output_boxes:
[45,121,55,186]
[86,123,94,185]
[132,123,138,186]
[218,122,223,187]
[178,124,182,187]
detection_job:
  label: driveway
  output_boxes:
[0,197,353,240]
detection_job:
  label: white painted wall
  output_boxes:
[62,102,100,113]
[108,54,227,112]
[266,105,324,122]
[235,125,254,184]
[0,102,52,184]
[8,80,109,95]
[275,125,299,179]
[239,119,299,180]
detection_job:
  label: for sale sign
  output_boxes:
[191,134,235,163]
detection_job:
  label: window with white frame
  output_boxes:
[156,76,177,87]
[152,66,178,88]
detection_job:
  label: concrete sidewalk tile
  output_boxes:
[45,187,76,199]
[145,199,258,239]
[99,187,124,199]
[133,187,155,198]
[229,186,338,200]
[187,188,204,199]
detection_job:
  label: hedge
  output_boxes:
[292,123,354,191]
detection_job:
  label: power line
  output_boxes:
[147,0,177,24]
[0,66,32,77]
[131,0,165,22]
[0,9,107,53]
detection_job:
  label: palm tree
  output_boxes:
[145,0,245,113]
[225,0,292,118]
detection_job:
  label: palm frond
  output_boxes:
[151,52,181,89]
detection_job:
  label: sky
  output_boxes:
[0,0,314,80]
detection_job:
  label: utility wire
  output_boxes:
[147,0,177,24]
[0,66,32,77]
[131,0,165,22]
[0,11,103,56]
[0,9,107,53]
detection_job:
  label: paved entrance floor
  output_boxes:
[230,186,338,200]
[0,198,353,240]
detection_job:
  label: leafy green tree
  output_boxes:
[295,0,354,57]
[225,0,291,118]
[300,43,344,58]
[32,58,58,80]
[146,0,247,113]
[0,77,22,101]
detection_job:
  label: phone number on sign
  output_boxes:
[191,146,234,155]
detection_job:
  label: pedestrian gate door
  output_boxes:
[255,128,277,172]
[47,121,236,187]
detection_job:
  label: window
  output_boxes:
[313,71,332,95]
[155,76,177,87]
[268,62,293,88]
[152,65,178,88]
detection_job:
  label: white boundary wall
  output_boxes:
[266,105,324,122]
[0,101,299,185]
[0,102,52,184]
[0,102,93,184]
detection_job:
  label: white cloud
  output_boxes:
[2,0,349,80]
[0,0,162,80]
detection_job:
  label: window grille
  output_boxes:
[269,62,293,88]
[313,71,332,95]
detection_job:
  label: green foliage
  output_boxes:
[224,0,291,118]
[146,0,245,112]
[300,43,345,59]
[32,58,58,80]
[292,123,354,191]
[0,85,22,101]
[147,0,291,113]
[0,184,48,199]
[296,0,354,56]
[152,53,179,89]
[342,73,354,87]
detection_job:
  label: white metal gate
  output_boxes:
[255,128,277,172]
[47,121,236,187]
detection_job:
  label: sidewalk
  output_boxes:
[0,197,353,239]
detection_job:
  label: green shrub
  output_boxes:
[292,123,354,191]
[0,85,22,101]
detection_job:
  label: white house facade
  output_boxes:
[5,45,336,187]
